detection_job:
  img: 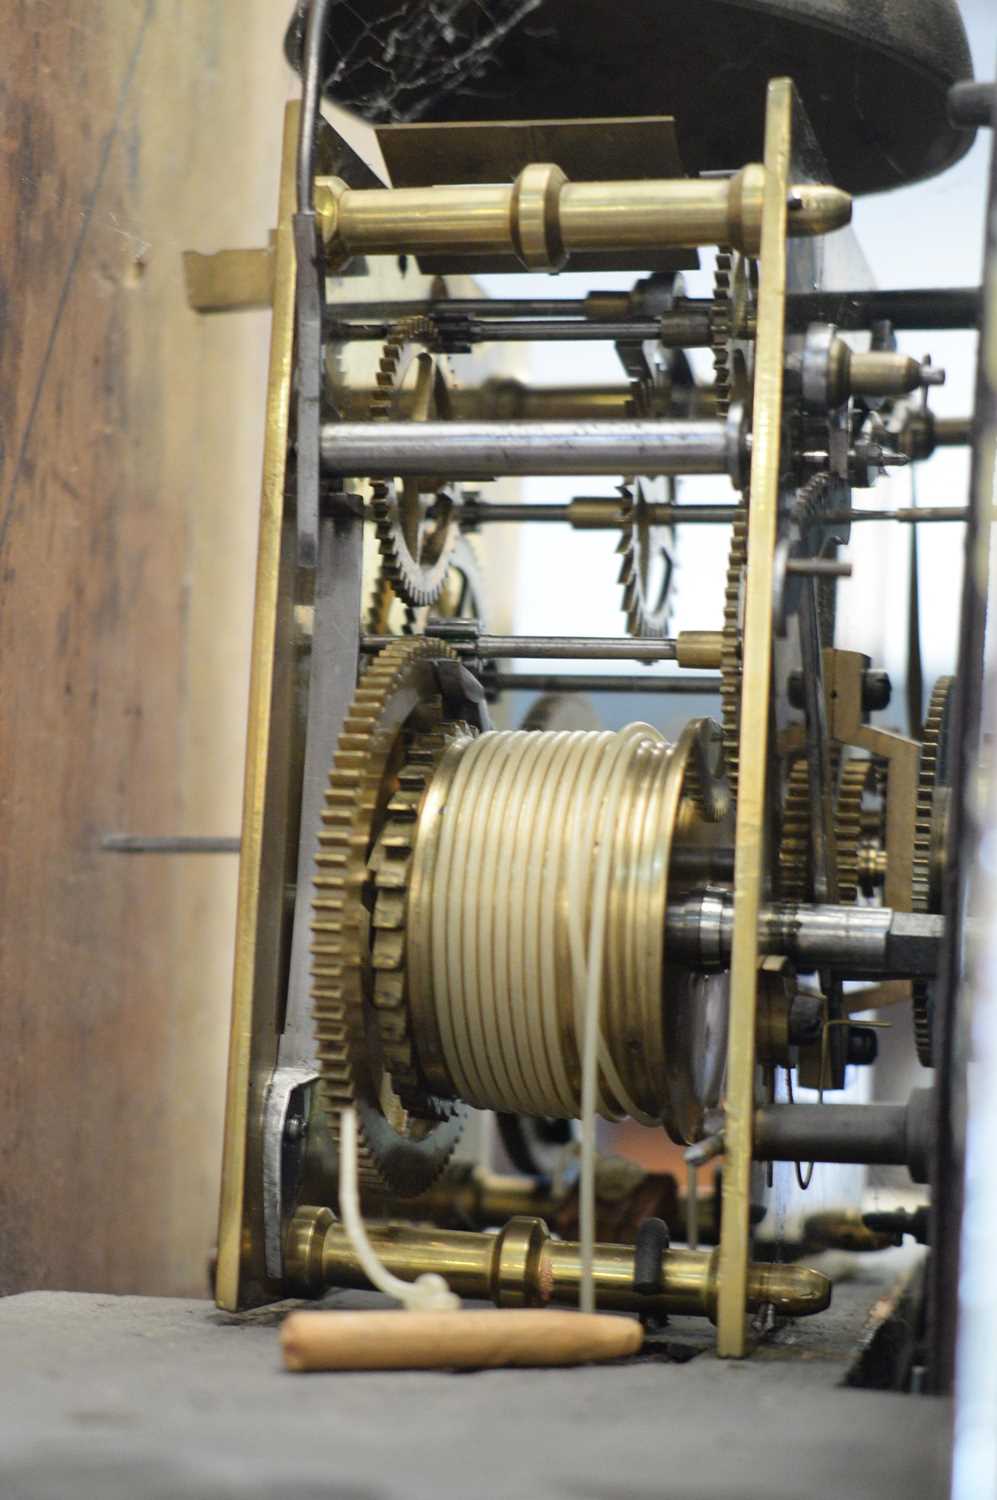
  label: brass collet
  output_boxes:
[287,1208,831,1323]
[315,164,851,271]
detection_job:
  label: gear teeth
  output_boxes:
[370,723,475,1113]
[310,638,467,1194]
[617,481,675,640]
[777,754,875,903]
[368,318,460,610]
[365,565,419,637]
[834,757,873,904]
[913,677,953,915]
[711,248,734,416]
[912,985,935,1068]
[778,759,812,901]
[734,472,833,819]
[681,744,731,825]
[911,677,954,1068]
[721,511,747,801]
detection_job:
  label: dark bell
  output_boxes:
[286,0,975,196]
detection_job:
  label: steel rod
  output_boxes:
[752,1099,929,1178]
[791,286,981,331]
[321,419,737,479]
[463,500,743,526]
[329,297,594,319]
[328,317,672,345]
[492,672,721,694]
[665,893,943,976]
[327,288,981,332]
[833,506,970,524]
[361,634,679,662]
[458,501,967,528]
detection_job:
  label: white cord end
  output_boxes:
[339,1107,461,1313]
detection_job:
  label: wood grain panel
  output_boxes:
[0,0,289,1294]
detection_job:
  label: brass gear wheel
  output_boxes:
[835,757,878,904]
[720,510,747,801]
[710,249,754,417]
[912,676,955,1066]
[365,566,416,637]
[778,759,811,901]
[711,249,734,415]
[913,676,954,914]
[777,753,877,903]
[370,719,476,1113]
[369,317,461,610]
[311,637,467,1196]
[617,480,676,639]
[365,536,487,638]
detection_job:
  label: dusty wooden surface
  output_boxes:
[0,1,289,1295]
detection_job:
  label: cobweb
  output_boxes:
[289,0,546,122]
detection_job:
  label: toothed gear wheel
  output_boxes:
[370,721,476,1112]
[311,638,467,1195]
[365,536,487,640]
[912,676,955,1067]
[721,510,747,801]
[617,480,676,638]
[778,759,812,901]
[369,317,461,610]
[711,248,734,416]
[835,757,877,904]
[913,677,954,915]
[366,566,417,636]
[680,720,731,825]
[777,754,876,903]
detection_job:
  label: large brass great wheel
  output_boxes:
[311,639,471,1196]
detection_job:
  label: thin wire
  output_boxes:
[296,0,333,213]
[783,1017,889,1191]
[784,1068,815,1191]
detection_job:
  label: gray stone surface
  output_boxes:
[0,1279,951,1500]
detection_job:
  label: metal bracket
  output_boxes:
[183,239,276,313]
[262,1067,319,1279]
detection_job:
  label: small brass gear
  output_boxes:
[777,753,876,903]
[370,721,476,1112]
[311,637,467,1195]
[369,317,461,610]
[679,718,732,825]
[835,757,877,904]
[720,510,748,800]
[778,759,812,901]
[617,480,676,639]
